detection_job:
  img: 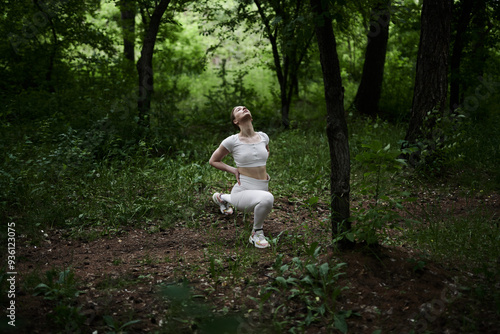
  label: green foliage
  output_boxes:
[263,242,350,332]
[200,59,273,131]
[103,315,141,334]
[269,129,330,198]
[454,110,500,191]
[407,202,500,316]
[33,267,82,302]
[47,304,86,333]
[406,108,470,176]
[408,208,500,271]
[378,0,421,121]
[32,267,86,332]
[160,281,242,333]
[349,118,415,246]
[0,0,115,94]
[1,1,500,333]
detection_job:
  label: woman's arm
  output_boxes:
[209,145,240,184]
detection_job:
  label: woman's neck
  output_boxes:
[238,122,255,138]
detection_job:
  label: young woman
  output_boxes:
[209,106,274,248]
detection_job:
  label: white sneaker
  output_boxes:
[212,193,233,215]
[249,229,269,248]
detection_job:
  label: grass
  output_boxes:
[408,206,500,270]
[2,97,500,332]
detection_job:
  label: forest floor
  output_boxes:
[8,188,500,334]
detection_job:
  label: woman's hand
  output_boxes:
[210,145,240,185]
[232,167,241,185]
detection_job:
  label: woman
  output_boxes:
[209,106,274,248]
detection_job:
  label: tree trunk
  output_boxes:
[254,0,291,128]
[450,0,474,110]
[404,0,452,145]
[34,0,57,93]
[466,0,488,85]
[254,0,312,129]
[310,0,352,247]
[136,0,171,129]
[352,0,391,117]
[120,0,136,63]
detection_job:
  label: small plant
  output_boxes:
[351,137,415,246]
[48,304,86,333]
[33,267,85,332]
[263,243,350,332]
[407,108,469,175]
[208,254,224,279]
[33,267,83,302]
[408,255,427,273]
[103,315,141,334]
[160,280,242,333]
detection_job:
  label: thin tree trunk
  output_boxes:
[254,0,292,128]
[467,0,488,83]
[136,0,171,129]
[310,0,352,247]
[404,0,452,146]
[34,0,57,93]
[450,0,474,110]
[120,0,136,63]
[352,0,391,117]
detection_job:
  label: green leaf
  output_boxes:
[302,275,314,285]
[306,264,318,278]
[103,315,116,328]
[334,313,348,333]
[121,319,141,328]
[307,196,319,205]
[319,262,329,277]
[346,232,355,242]
[276,276,287,287]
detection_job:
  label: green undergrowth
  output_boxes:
[1,107,499,332]
[1,112,498,242]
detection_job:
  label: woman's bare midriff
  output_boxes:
[238,166,268,180]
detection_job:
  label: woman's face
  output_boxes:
[232,106,252,125]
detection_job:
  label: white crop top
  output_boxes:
[221,132,269,167]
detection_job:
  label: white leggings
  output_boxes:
[221,175,274,231]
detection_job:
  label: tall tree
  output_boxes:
[352,0,391,117]
[252,0,314,128]
[460,0,498,99]
[449,0,474,110]
[2,0,113,95]
[119,0,137,63]
[136,0,172,129]
[309,0,351,247]
[193,0,316,128]
[404,0,452,147]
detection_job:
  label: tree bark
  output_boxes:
[466,0,489,85]
[120,0,136,63]
[450,0,474,110]
[352,0,391,117]
[34,0,57,93]
[404,0,452,145]
[136,0,171,129]
[310,0,351,247]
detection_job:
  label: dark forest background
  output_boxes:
[1,0,499,333]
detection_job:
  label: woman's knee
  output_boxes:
[261,192,274,209]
